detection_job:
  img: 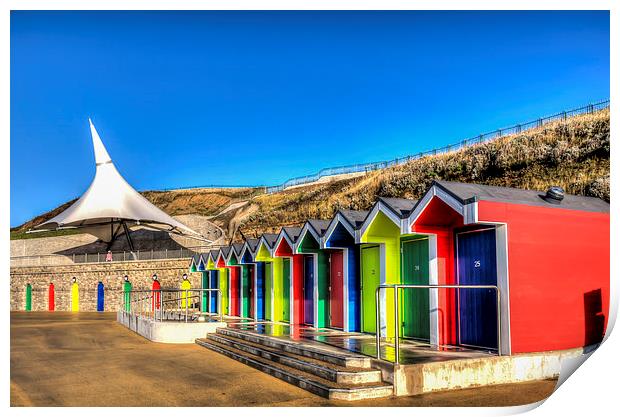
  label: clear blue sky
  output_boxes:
[10,10,609,227]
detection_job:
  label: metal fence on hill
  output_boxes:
[264,99,609,193]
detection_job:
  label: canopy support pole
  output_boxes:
[122,221,135,252]
[105,221,124,251]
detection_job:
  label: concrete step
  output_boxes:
[196,338,393,401]
[216,327,372,368]
[207,333,382,384]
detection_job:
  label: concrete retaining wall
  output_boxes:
[385,348,582,396]
[117,311,226,343]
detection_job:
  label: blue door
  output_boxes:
[256,262,265,320]
[456,228,498,350]
[97,282,104,312]
[303,255,314,325]
[209,270,219,313]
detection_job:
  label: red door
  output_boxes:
[230,267,240,316]
[329,251,344,329]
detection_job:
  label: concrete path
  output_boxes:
[10,312,557,407]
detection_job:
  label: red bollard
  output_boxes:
[152,279,161,310]
[48,282,55,311]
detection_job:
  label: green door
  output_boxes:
[282,258,291,322]
[401,239,430,340]
[361,245,381,333]
[242,266,251,317]
[317,253,330,328]
[201,272,209,312]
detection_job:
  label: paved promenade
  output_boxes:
[10,312,557,407]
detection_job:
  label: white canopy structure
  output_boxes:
[34,119,205,249]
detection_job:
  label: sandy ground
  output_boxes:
[10,312,558,407]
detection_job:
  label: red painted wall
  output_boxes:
[412,226,457,345]
[479,201,610,353]
[412,197,463,346]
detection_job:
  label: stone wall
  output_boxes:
[10,259,203,312]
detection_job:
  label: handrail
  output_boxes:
[124,288,223,323]
[375,284,501,364]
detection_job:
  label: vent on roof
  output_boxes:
[544,186,564,204]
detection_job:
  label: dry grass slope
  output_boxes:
[238,109,609,237]
[12,109,609,243]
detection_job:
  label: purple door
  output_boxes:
[303,255,314,325]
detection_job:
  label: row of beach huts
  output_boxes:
[188,180,610,355]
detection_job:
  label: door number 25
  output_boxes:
[474,260,481,268]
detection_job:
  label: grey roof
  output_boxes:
[339,210,369,230]
[308,219,331,236]
[378,197,418,218]
[434,180,610,214]
[189,253,200,268]
[282,226,303,242]
[245,238,260,252]
[262,233,279,248]
[220,246,231,258]
[232,242,244,256]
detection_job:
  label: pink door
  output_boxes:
[329,251,344,329]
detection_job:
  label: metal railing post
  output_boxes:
[394,286,400,364]
[496,287,502,355]
[219,290,223,322]
[375,287,381,360]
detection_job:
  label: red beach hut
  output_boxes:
[405,180,610,354]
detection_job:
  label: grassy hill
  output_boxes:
[12,108,609,242]
[237,108,609,237]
